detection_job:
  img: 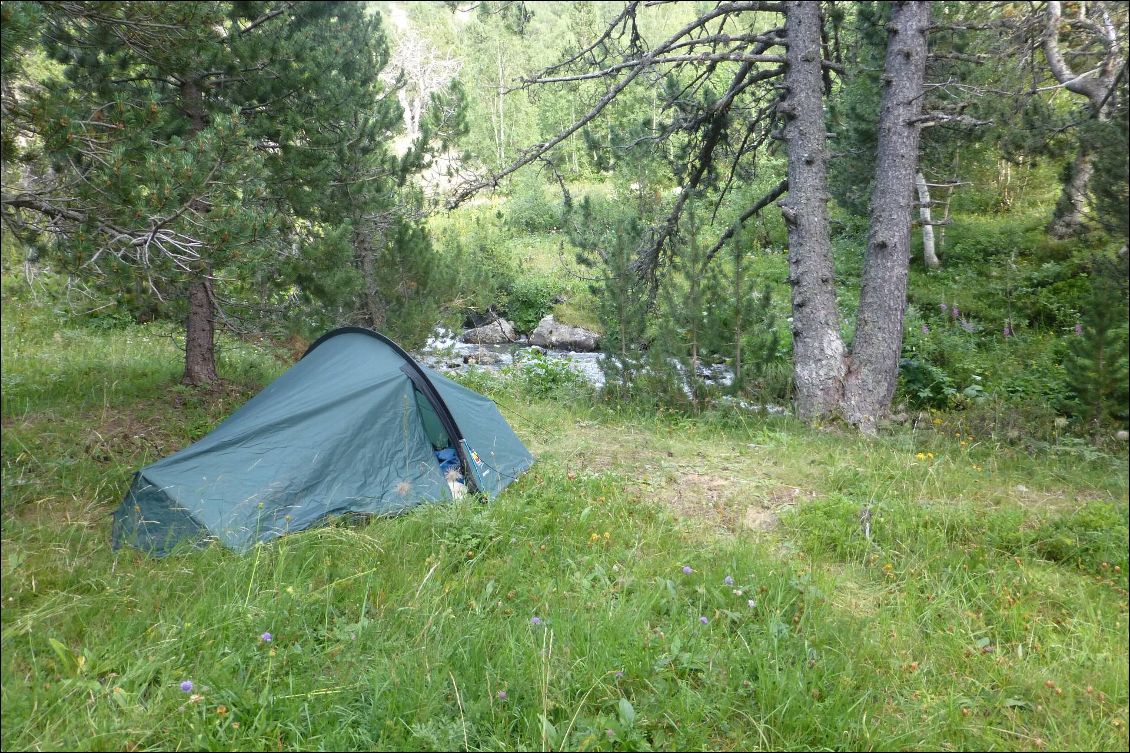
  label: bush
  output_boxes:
[501,275,563,333]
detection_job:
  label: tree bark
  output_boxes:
[1048,147,1095,239]
[916,171,939,268]
[183,277,218,386]
[1041,0,1122,237]
[842,1,930,433]
[179,78,219,385]
[357,227,386,329]
[780,1,845,421]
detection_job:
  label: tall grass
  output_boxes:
[2,287,1127,751]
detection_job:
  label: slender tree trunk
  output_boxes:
[180,78,219,386]
[916,171,939,268]
[183,277,218,385]
[780,1,845,421]
[1048,147,1095,239]
[497,42,505,169]
[842,1,930,433]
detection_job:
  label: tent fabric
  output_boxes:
[112,328,534,555]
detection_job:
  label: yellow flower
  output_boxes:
[960,440,968,447]
[589,532,600,542]
[916,452,926,460]
[216,705,229,716]
[927,452,935,459]
[603,531,611,540]
[932,417,942,426]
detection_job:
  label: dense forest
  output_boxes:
[1,2,1128,751]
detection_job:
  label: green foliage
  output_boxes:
[1065,252,1130,428]
[500,274,563,333]
[505,349,589,399]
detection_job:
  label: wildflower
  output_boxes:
[748,599,756,608]
[590,533,600,542]
[932,417,942,425]
[960,318,975,333]
[699,616,709,625]
[615,671,624,679]
[497,690,508,701]
[921,324,930,334]
[682,565,694,574]
[1003,323,1012,337]
[180,680,193,693]
[939,302,947,314]
[189,693,203,703]
[260,632,272,643]
[926,452,935,459]
[724,575,735,586]
[733,589,743,596]
[916,452,926,460]
[232,722,240,729]
[1074,322,1083,336]
[530,616,542,626]
[216,705,229,716]
[603,531,610,540]
[951,305,960,319]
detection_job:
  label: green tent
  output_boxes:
[112,327,534,555]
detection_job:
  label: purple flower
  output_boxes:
[951,305,960,319]
[497,690,508,701]
[1074,322,1083,336]
[615,671,624,679]
[1003,324,1012,337]
[960,318,975,333]
[530,616,542,626]
[179,680,193,693]
[260,631,272,643]
[939,302,947,313]
[699,616,709,625]
[921,324,930,334]
[723,575,735,586]
[682,565,694,574]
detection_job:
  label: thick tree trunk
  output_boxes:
[780,1,845,421]
[183,277,218,386]
[916,171,939,268]
[842,1,930,433]
[1048,147,1094,239]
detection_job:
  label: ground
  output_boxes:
[1,301,1128,751]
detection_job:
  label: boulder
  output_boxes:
[529,315,600,352]
[460,317,517,344]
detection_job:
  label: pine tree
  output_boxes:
[1,2,416,382]
[707,224,779,398]
[1066,252,1130,430]
[652,202,717,411]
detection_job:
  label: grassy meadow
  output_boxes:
[2,283,1128,752]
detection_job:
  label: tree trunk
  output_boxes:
[179,78,218,386]
[1048,147,1094,239]
[842,1,930,433]
[780,1,845,421]
[183,276,218,386]
[916,171,939,268]
[1040,0,1122,238]
[357,228,386,329]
